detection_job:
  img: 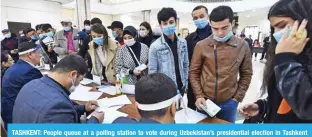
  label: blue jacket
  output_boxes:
[113,117,160,124]
[1,60,42,128]
[148,35,189,89]
[13,75,99,123]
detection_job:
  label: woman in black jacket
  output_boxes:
[239,0,312,123]
[138,22,155,47]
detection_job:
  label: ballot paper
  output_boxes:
[97,95,132,108]
[69,86,103,101]
[175,108,207,123]
[87,109,128,124]
[98,86,117,96]
[121,84,135,94]
[80,78,100,86]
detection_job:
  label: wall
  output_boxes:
[1,0,62,32]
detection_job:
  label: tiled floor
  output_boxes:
[182,55,268,123]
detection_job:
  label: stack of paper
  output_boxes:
[175,108,207,123]
[80,76,101,86]
[121,84,135,94]
[97,95,132,108]
[98,86,117,96]
[69,85,102,101]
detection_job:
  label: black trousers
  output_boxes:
[187,82,197,110]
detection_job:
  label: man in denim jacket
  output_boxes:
[148,7,189,96]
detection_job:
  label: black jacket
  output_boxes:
[255,53,312,123]
[39,36,58,64]
[138,35,156,47]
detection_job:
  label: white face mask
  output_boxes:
[69,77,77,92]
[139,30,148,37]
[124,38,136,46]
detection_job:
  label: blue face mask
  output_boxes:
[46,31,54,37]
[64,26,71,31]
[273,28,291,43]
[31,34,38,40]
[4,33,11,38]
[93,37,104,46]
[162,24,176,36]
[112,31,118,38]
[213,31,233,42]
[39,33,46,39]
[194,18,208,29]
[85,26,91,31]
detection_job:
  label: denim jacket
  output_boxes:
[148,34,189,89]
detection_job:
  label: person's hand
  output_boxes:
[195,98,206,110]
[92,111,104,123]
[10,49,17,54]
[48,47,53,53]
[238,103,259,119]
[275,20,310,55]
[133,68,141,76]
[85,100,98,112]
[68,50,75,55]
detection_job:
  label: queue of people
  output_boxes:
[1,0,312,129]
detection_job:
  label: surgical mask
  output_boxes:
[93,36,104,46]
[139,30,148,37]
[69,77,77,92]
[4,33,11,38]
[273,28,291,43]
[194,18,208,29]
[213,31,233,42]
[124,38,136,46]
[85,26,91,31]
[112,31,118,38]
[63,26,71,31]
[39,33,46,39]
[31,34,38,40]
[20,34,25,37]
[162,24,176,36]
[46,31,54,37]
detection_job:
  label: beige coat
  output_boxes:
[88,38,119,84]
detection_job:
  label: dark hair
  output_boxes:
[135,73,177,118]
[140,21,153,35]
[157,8,177,24]
[262,0,312,95]
[1,52,8,63]
[84,20,91,25]
[35,24,42,31]
[91,23,109,48]
[210,5,233,23]
[192,5,208,15]
[52,55,88,76]
[240,33,246,38]
[40,24,52,32]
[24,28,35,35]
[91,18,102,25]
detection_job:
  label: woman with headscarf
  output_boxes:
[115,26,149,85]
[89,23,119,84]
[239,0,312,123]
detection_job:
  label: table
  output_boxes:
[74,85,229,124]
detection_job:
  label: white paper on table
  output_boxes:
[175,108,207,123]
[97,95,132,108]
[80,78,94,85]
[87,109,127,123]
[121,84,135,94]
[69,91,103,101]
[74,84,92,93]
[87,105,123,119]
[98,86,116,96]
[92,75,101,86]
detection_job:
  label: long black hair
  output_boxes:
[91,23,109,50]
[262,0,312,94]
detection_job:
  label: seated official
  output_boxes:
[1,42,43,129]
[1,52,14,80]
[113,73,177,123]
[13,55,104,123]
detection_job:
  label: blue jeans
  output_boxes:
[216,98,239,123]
